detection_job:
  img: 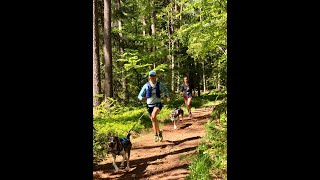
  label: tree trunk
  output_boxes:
[116,0,123,55]
[176,1,182,93]
[171,47,175,92]
[142,18,146,37]
[217,60,221,91]
[176,60,180,93]
[103,0,113,99]
[151,0,156,68]
[167,10,174,92]
[217,73,221,91]
[202,61,206,93]
[171,2,175,93]
[93,0,102,107]
[194,61,201,97]
[116,0,128,105]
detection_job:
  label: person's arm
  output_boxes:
[138,84,147,101]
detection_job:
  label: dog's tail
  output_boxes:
[126,132,131,140]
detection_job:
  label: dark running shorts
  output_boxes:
[146,102,163,115]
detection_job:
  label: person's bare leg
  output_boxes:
[151,107,161,134]
[187,97,192,116]
[150,115,157,134]
[184,98,190,114]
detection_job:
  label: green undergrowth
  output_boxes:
[186,95,227,180]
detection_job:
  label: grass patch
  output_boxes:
[186,153,213,180]
[186,94,227,179]
[180,152,197,163]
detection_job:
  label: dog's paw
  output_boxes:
[114,168,119,173]
[174,125,177,130]
[125,167,130,171]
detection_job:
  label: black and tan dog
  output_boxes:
[169,107,184,130]
[107,132,132,172]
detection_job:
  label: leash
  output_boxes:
[128,112,145,134]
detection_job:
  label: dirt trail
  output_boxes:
[93,106,214,180]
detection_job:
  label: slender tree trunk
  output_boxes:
[171,2,175,92]
[176,60,180,93]
[103,0,113,99]
[198,8,202,96]
[151,3,156,37]
[116,0,128,105]
[176,1,182,93]
[180,1,182,22]
[194,61,201,97]
[202,61,206,93]
[216,59,221,91]
[217,78,221,91]
[93,0,102,107]
[167,10,174,91]
[171,47,175,92]
[116,0,123,55]
[142,18,146,37]
[151,0,156,68]
[98,0,105,94]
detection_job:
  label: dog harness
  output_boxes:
[108,137,130,155]
[173,107,183,117]
[120,138,129,148]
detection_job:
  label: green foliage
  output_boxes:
[210,92,227,120]
[117,50,152,72]
[178,0,227,59]
[176,0,227,94]
[96,0,227,107]
[205,112,227,179]
[93,130,109,163]
[186,92,227,179]
[186,152,213,180]
[93,98,134,118]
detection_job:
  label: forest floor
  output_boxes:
[93,106,214,180]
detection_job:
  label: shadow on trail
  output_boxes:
[97,163,190,180]
[191,114,211,121]
[166,136,201,145]
[179,123,192,129]
[94,145,198,179]
[117,146,196,180]
[132,136,201,150]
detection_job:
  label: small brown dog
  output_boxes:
[169,107,184,130]
[107,132,132,172]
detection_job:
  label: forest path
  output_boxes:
[93,106,214,180]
